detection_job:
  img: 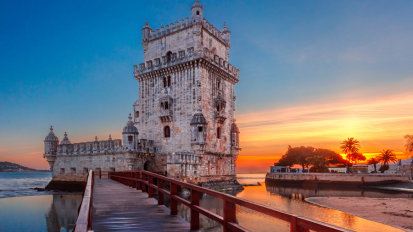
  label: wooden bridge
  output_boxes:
[73,170,350,232]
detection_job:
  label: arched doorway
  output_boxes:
[143,161,151,171]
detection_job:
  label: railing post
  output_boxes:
[148,174,154,197]
[170,182,178,215]
[190,189,200,230]
[223,196,236,232]
[142,172,147,192]
[136,171,141,190]
[157,178,164,205]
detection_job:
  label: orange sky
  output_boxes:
[235,92,413,173]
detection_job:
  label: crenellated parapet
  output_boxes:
[142,18,229,46]
[133,48,239,82]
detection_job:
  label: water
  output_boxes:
[175,173,409,232]
[0,173,410,232]
[0,172,53,198]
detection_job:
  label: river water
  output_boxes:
[0,172,410,232]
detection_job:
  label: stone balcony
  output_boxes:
[159,109,173,123]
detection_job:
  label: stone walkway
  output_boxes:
[92,178,196,232]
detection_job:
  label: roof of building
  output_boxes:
[44,126,59,142]
[60,132,72,145]
[191,0,203,10]
[190,107,207,125]
[123,113,139,134]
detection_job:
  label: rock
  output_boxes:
[33,187,46,191]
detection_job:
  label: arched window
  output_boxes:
[164,126,171,138]
[217,79,220,89]
[128,136,133,142]
[165,102,169,110]
[166,51,172,62]
[196,11,200,15]
[135,111,139,118]
[217,127,221,139]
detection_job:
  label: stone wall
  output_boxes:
[266,173,412,186]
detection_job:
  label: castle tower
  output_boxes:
[133,0,241,184]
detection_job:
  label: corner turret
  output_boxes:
[191,0,203,23]
[222,22,231,45]
[44,126,59,155]
[122,113,139,151]
[142,19,151,41]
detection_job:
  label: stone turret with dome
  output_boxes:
[60,132,71,145]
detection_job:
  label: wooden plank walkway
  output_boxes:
[92,178,197,232]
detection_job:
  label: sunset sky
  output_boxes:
[1,0,412,172]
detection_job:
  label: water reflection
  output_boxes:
[45,194,83,232]
[0,193,82,232]
[172,182,406,232]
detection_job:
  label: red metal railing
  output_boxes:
[73,170,94,232]
[110,170,350,232]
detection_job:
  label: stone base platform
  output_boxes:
[45,180,86,192]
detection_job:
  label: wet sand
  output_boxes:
[306,197,413,232]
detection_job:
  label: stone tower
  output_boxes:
[133,0,241,184]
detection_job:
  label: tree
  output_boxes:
[340,138,361,173]
[307,148,345,172]
[377,149,398,173]
[404,134,413,155]
[367,157,379,173]
[350,152,366,164]
[404,135,413,177]
[275,145,314,172]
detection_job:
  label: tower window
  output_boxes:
[163,77,167,88]
[135,111,139,118]
[198,126,203,132]
[167,76,171,87]
[217,127,221,139]
[197,11,199,15]
[164,126,171,138]
[166,51,172,62]
[217,79,220,89]
[128,136,133,142]
[165,102,169,110]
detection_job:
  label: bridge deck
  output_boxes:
[92,178,196,232]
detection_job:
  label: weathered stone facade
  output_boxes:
[43,0,241,187]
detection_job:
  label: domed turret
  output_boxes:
[191,0,203,23]
[221,22,231,45]
[142,19,151,41]
[123,113,139,135]
[60,132,71,145]
[231,119,240,149]
[122,113,139,151]
[44,126,59,154]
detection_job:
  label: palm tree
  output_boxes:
[367,157,379,173]
[340,137,361,173]
[377,149,398,168]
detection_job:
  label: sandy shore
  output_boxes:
[306,197,413,231]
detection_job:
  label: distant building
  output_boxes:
[327,166,347,173]
[270,166,302,173]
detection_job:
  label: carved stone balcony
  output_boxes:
[159,109,173,123]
